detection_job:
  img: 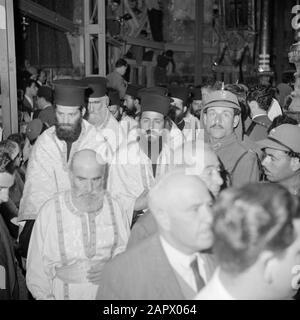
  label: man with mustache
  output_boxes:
[26,150,129,300]
[202,90,260,187]
[18,80,108,258]
[108,93,184,227]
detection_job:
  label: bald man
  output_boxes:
[127,141,223,248]
[96,171,217,300]
[26,150,130,300]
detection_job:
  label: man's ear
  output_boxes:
[260,250,276,285]
[105,96,110,108]
[81,107,87,118]
[290,157,300,172]
[183,106,187,114]
[203,113,207,126]
[233,115,240,128]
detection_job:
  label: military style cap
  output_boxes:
[141,93,171,116]
[26,119,43,141]
[126,84,144,98]
[203,90,240,111]
[258,124,300,153]
[108,89,120,106]
[168,86,189,104]
[139,86,168,97]
[83,76,107,98]
[53,79,87,107]
[37,86,53,103]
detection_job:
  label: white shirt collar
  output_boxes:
[252,113,267,120]
[160,236,208,291]
[195,268,235,300]
[25,95,33,108]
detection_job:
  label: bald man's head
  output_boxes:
[70,149,106,212]
[172,141,223,197]
[149,170,214,254]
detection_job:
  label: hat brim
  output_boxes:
[203,101,240,111]
[257,139,290,152]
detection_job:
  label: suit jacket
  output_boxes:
[246,115,272,142]
[96,234,217,300]
[127,211,157,249]
[21,96,34,114]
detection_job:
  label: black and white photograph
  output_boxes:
[0,0,300,305]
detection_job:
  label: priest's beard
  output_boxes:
[123,106,137,118]
[168,107,185,126]
[73,189,105,213]
[56,118,82,143]
[192,108,201,120]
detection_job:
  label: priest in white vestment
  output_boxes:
[18,80,108,223]
[169,86,201,142]
[84,76,125,154]
[26,150,130,300]
[108,93,184,226]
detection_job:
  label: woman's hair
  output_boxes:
[213,183,299,275]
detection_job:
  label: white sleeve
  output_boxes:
[26,201,55,300]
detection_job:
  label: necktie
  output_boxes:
[190,257,205,292]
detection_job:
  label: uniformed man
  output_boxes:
[245,85,273,141]
[258,124,300,196]
[202,90,261,187]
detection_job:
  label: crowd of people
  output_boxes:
[0,60,300,300]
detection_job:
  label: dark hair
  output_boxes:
[0,152,16,175]
[23,78,37,92]
[7,133,26,152]
[115,59,128,68]
[213,183,299,275]
[268,115,298,133]
[246,85,274,111]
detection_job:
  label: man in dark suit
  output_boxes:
[34,86,56,128]
[246,85,273,141]
[21,79,38,123]
[96,170,217,300]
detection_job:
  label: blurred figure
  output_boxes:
[107,88,122,121]
[196,183,300,300]
[0,152,20,300]
[37,69,48,87]
[106,59,128,99]
[34,86,56,128]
